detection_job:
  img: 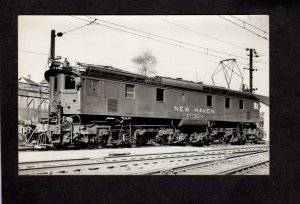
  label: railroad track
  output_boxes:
[18,143,268,151]
[19,145,269,175]
[145,151,269,175]
[227,161,270,175]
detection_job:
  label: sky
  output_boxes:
[18,15,269,96]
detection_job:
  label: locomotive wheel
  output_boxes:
[53,143,67,150]
[241,140,246,145]
[149,139,162,146]
[132,136,147,147]
[224,137,231,144]
[217,136,224,143]
[204,136,213,146]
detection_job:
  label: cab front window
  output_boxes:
[54,76,58,92]
[65,76,75,90]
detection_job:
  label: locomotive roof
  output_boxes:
[46,62,259,100]
[76,62,257,99]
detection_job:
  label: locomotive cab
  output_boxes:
[46,69,82,117]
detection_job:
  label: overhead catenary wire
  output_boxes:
[154,16,268,66]
[70,16,268,71]
[70,16,223,58]
[153,16,246,50]
[218,15,269,41]
[80,15,259,63]
[19,37,268,72]
[229,15,269,35]
[20,17,268,74]
[86,15,267,65]
[62,19,97,35]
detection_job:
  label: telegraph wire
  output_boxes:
[45,46,51,71]
[19,50,49,56]
[19,48,267,72]
[153,16,245,50]
[70,16,268,72]
[19,50,78,63]
[229,15,269,35]
[218,15,269,41]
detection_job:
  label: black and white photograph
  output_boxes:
[18,15,269,175]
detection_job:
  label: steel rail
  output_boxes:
[19,146,268,175]
[217,160,269,175]
[19,145,268,169]
[139,150,268,175]
[18,150,199,168]
[18,152,224,175]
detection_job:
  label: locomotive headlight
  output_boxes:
[76,82,82,90]
[75,77,82,90]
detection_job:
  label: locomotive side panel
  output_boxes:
[122,83,137,116]
[165,89,179,118]
[211,94,224,121]
[136,85,154,117]
[154,88,217,121]
[213,95,244,122]
[81,78,104,115]
[153,87,167,118]
[76,75,260,124]
[166,90,215,121]
[103,80,122,116]
[212,96,259,123]
[246,100,260,123]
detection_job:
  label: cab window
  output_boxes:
[86,79,99,95]
[125,84,135,99]
[254,102,259,110]
[239,100,244,109]
[156,88,165,102]
[54,77,58,92]
[207,95,213,107]
[225,98,230,108]
[65,76,75,90]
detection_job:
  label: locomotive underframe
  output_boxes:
[21,111,263,149]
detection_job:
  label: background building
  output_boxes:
[18,75,49,121]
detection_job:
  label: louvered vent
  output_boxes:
[107,99,118,112]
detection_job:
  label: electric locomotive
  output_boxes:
[25,59,263,149]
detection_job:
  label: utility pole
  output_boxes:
[49,30,63,69]
[245,48,258,93]
[50,30,56,60]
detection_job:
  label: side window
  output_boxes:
[65,76,75,90]
[239,100,244,109]
[86,79,99,95]
[156,88,165,102]
[207,95,213,107]
[225,98,230,108]
[125,84,135,99]
[54,77,58,92]
[254,102,259,110]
